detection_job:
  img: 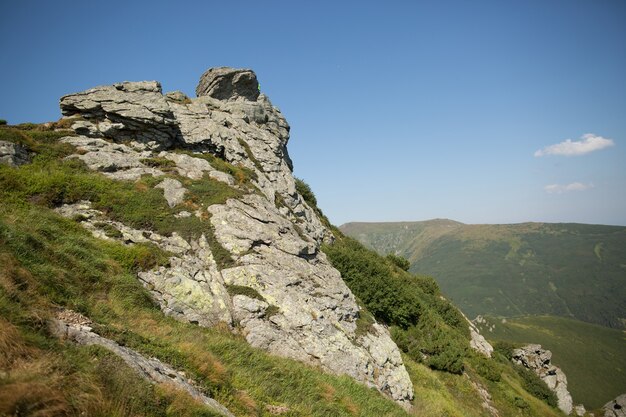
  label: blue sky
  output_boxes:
[1,0,625,226]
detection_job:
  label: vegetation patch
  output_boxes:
[140,157,177,170]
[93,221,123,239]
[295,177,332,228]
[264,304,280,318]
[322,233,469,374]
[177,149,258,187]
[225,284,264,301]
[236,137,263,173]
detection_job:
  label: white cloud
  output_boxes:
[534,134,614,157]
[544,182,594,194]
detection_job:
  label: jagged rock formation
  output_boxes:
[603,394,626,417]
[50,310,234,417]
[512,344,575,415]
[55,67,414,406]
[0,140,30,166]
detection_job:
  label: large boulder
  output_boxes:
[196,67,259,101]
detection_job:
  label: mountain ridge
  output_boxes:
[341,219,626,329]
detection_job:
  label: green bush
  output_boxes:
[295,177,317,207]
[323,234,470,374]
[471,355,501,382]
[225,285,264,301]
[385,254,410,271]
[322,237,422,328]
[493,340,517,361]
[515,365,558,407]
[0,119,7,125]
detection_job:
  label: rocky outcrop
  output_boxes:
[512,344,573,414]
[50,311,234,417]
[0,140,30,166]
[603,394,626,417]
[196,67,260,101]
[60,73,326,243]
[55,67,414,406]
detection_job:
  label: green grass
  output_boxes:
[479,314,626,409]
[0,126,412,416]
[0,191,410,417]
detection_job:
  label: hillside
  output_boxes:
[477,315,626,409]
[340,220,626,329]
[0,68,575,416]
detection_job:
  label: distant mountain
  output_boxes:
[340,220,626,329]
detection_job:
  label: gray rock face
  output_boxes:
[60,81,179,149]
[512,344,574,414]
[466,314,493,357]
[60,69,327,243]
[50,313,234,417]
[196,67,259,101]
[0,140,30,166]
[156,178,186,208]
[604,394,626,417]
[56,68,414,406]
[208,194,413,404]
[54,201,233,328]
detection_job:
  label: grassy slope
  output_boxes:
[479,315,626,410]
[340,220,626,329]
[0,125,566,417]
[0,125,409,416]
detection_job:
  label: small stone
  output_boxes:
[155,178,186,208]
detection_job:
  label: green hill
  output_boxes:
[477,315,626,409]
[340,220,626,329]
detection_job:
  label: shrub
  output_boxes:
[295,177,317,207]
[493,340,517,361]
[0,119,7,125]
[472,356,501,382]
[225,285,264,301]
[140,157,177,169]
[515,365,558,407]
[385,253,410,271]
[323,235,471,374]
[322,237,421,328]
